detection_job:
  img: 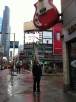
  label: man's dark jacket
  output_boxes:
[32,63,42,78]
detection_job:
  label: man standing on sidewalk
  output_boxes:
[32,59,42,93]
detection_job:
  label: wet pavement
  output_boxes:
[0,69,76,102]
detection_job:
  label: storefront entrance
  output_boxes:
[69,41,76,92]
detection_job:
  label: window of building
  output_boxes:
[69,41,76,91]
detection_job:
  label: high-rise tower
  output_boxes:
[1,6,10,62]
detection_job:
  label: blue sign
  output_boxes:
[10,41,13,48]
[0,17,2,33]
[10,41,19,48]
[15,41,19,48]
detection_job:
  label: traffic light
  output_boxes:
[36,41,41,46]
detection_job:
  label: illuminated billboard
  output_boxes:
[10,41,19,48]
[43,31,52,44]
[43,39,52,44]
[43,31,52,38]
[24,32,39,44]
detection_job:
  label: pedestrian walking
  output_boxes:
[16,62,21,74]
[32,59,42,93]
[10,64,14,75]
[54,67,56,74]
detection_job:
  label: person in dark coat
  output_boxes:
[10,64,14,75]
[16,62,21,74]
[32,60,42,93]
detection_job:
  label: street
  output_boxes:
[0,69,76,102]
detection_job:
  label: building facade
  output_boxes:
[61,0,76,92]
[23,21,63,72]
[1,6,10,62]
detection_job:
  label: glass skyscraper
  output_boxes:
[1,6,10,62]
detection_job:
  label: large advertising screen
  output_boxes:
[10,41,19,48]
[43,39,52,44]
[43,31,52,38]
[43,31,52,44]
[24,32,39,44]
[53,23,62,55]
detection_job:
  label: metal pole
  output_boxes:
[13,33,15,69]
[33,40,34,62]
[5,32,15,69]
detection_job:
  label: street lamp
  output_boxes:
[32,37,41,64]
[5,33,15,69]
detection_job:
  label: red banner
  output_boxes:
[19,55,25,58]
[53,23,62,55]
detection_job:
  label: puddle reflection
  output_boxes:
[11,75,13,86]
[7,75,14,96]
[33,93,40,102]
[24,93,42,102]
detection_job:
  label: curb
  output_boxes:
[42,73,63,76]
[25,70,63,76]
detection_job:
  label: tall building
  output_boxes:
[1,6,10,62]
[61,0,76,93]
[23,21,63,72]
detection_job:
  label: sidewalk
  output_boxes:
[0,69,76,102]
[24,69,63,76]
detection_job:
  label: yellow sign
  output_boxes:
[24,21,52,31]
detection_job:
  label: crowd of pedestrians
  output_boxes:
[9,61,30,74]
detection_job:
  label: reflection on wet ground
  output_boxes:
[0,69,76,102]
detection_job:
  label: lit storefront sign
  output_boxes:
[24,32,39,43]
[68,24,76,34]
